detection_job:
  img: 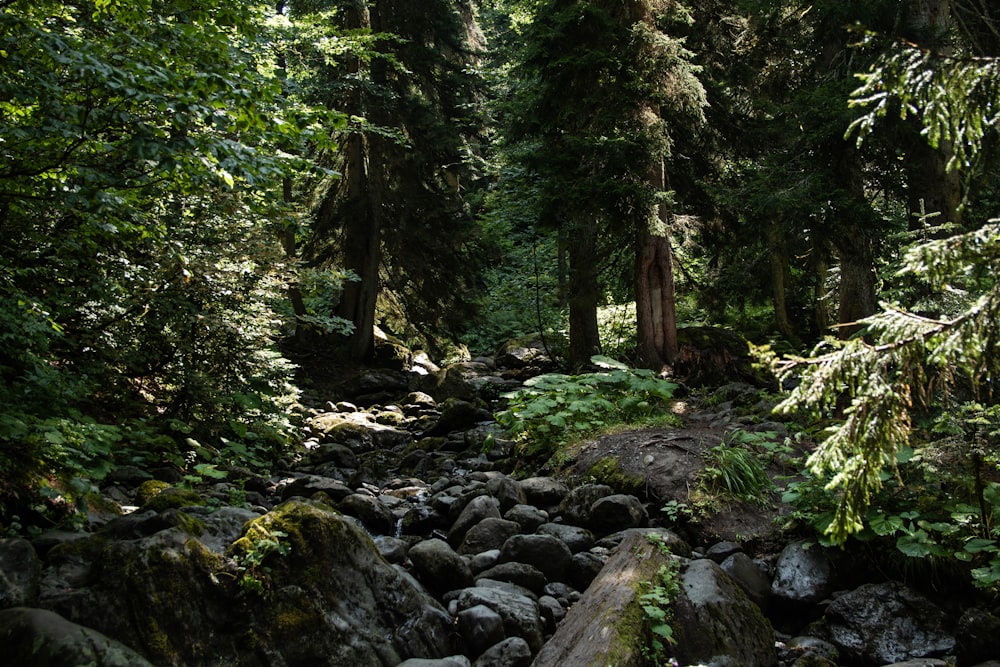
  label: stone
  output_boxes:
[486,476,526,513]
[518,477,569,509]
[538,594,566,630]
[449,495,501,546]
[498,534,572,582]
[705,540,743,563]
[457,604,506,657]
[472,637,532,667]
[587,494,648,535]
[957,607,1000,664]
[536,523,594,553]
[409,538,475,596]
[824,581,955,665]
[374,536,410,564]
[468,549,501,574]
[477,562,547,595]
[458,518,521,556]
[280,475,353,502]
[0,538,40,609]
[397,657,471,667]
[557,483,614,525]
[455,585,544,652]
[0,607,155,667]
[401,505,450,536]
[671,558,777,667]
[720,551,771,609]
[567,551,606,591]
[338,493,396,535]
[305,442,359,469]
[502,505,548,533]
[770,540,832,606]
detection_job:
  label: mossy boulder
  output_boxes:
[37,500,456,666]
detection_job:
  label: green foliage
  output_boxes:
[777,221,1000,542]
[495,355,678,459]
[638,533,680,665]
[235,527,292,598]
[698,430,777,504]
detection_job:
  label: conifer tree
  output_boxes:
[297,0,486,360]
[509,0,705,369]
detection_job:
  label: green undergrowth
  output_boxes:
[494,355,680,463]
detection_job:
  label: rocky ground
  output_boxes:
[1,340,1000,667]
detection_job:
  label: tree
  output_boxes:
[0,0,318,509]
[298,0,487,361]
[510,0,704,369]
[780,17,1000,543]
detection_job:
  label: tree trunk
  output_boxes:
[835,227,877,338]
[567,219,601,370]
[635,229,678,370]
[635,158,678,370]
[769,224,795,339]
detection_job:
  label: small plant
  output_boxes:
[699,434,776,504]
[495,355,678,459]
[638,533,680,665]
[659,500,692,524]
[234,527,292,598]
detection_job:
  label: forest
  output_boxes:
[2,0,1000,592]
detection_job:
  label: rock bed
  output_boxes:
[2,359,1000,666]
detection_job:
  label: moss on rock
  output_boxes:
[586,457,645,495]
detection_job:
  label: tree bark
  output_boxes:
[635,158,678,370]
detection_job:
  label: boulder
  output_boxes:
[458,518,522,556]
[531,531,676,666]
[0,607,155,667]
[498,534,572,582]
[672,558,777,667]
[0,538,40,609]
[455,585,543,652]
[338,493,396,535]
[39,499,457,666]
[502,505,548,533]
[587,494,648,535]
[536,523,594,554]
[518,478,569,509]
[449,495,502,546]
[770,541,832,607]
[473,637,532,667]
[486,476,527,513]
[409,538,475,596]
[476,562,547,595]
[823,581,955,665]
[458,604,506,657]
[720,551,771,610]
[557,483,614,526]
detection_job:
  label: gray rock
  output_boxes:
[538,594,566,631]
[458,518,522,556]
[782,635,840,664]
[824,581,955,665]
[499,534,573,582]
[197,506,261,554]
[487,476,527,513]
[397,656,471,667]
[0,607,155,667]
[558,483,614,525]
[455,585,544,652]
[477,562,547,595]
[502,505,548,533]
[587,494,648,535]
[567,551,606,591]
[449,495,501,546]
[518,477,569,509]
[280,474,353,502]
[409,538,475,596]
[472,637,532,667]
[720,551,771,609]
[401,505,450,536]
[457,604,506,657]
[672,558,777,667]
[338,493,395,535]
[536,523,594,553]
[305,442,359,469]
[705,540,743,563]
[770,540,832,606]
[374,535,410,564]
[957,607,1000,664]
[0,538,40,609]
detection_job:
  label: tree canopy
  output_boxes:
[3,0,1000,588]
